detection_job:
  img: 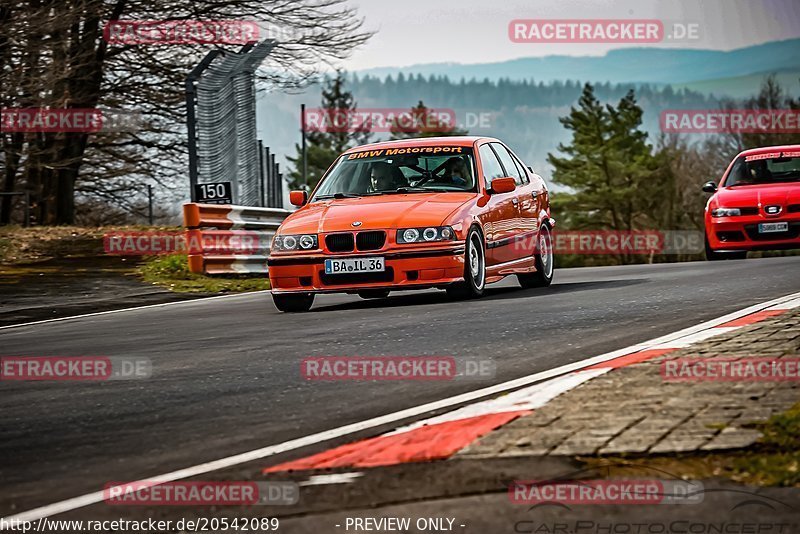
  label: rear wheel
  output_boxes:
[447,227,486,299]
[518,224,554,288]
[358,289,390,299]
[272,292,314,312]
[705,235,747,261]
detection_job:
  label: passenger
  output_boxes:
[441,157,469,186]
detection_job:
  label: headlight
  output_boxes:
[397,226,456,244]
[711,208,741,217]
[299,235,316,249]
[272,234,318,251]
[402,228,419,243]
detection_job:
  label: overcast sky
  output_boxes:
[340,0,800,71]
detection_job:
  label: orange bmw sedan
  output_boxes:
[267,136,554,312]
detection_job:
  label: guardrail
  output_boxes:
[182,203,290,275]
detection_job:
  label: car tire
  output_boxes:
[705,235,747,261]
[272,292,314,312]
[447,227,486,299]
[518,224,555,288]
[358,289,390,299]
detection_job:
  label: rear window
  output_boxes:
[724,152,800,186]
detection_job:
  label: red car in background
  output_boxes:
[703,145,800,260]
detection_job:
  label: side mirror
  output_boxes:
[289,190,308,207]
[489,176,516,194]
[702,181,718,193]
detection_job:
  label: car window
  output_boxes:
[478,144,506,188]
[724,154,800,187]
[491,143,523,185]
[510,152,530,184]
[311,146,478,200]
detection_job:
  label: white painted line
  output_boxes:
[297,472,364,487]
[768,297,800,310]
[650,327,738,349]
[387,368,609,435]
[3,290,799,526]
[0,291,272,332]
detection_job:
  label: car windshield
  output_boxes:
[311,146,477,201]
[724,152,800,187]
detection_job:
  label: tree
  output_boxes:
[547,83,661,264]
[286,70,370,191]
[389,101,467,140]
[720,74,800,152]
[0,0,372,224]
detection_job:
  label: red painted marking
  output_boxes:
[716,310,785,328]
[583,348,676,370]
[263,410,530,473]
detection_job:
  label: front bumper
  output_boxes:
[706,214,800,251]
[268,246,466,294]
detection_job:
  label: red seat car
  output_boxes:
[267,136,554,312]
[703,145,800,260]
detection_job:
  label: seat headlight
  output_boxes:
[711,208,741,217]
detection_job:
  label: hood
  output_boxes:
[279,193,475,234]
[715,182,800,209]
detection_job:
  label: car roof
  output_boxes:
[342,136,497,154]
[736,145,800,158]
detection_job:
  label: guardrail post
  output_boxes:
[182,202,290,275]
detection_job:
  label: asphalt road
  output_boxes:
[2,256,800,517]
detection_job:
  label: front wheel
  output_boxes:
[272,292,314,312]
[518,224,554,288]
[446,227,486,299]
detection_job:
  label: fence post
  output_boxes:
[185,50,222,203]
[147,185,154,225]
[301,103,307,187]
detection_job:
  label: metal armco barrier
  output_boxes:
[183,203,290,275]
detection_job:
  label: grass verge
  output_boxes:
[137,254,270,293]
[582,403,800,486]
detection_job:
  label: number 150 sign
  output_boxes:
[195,182,232,204]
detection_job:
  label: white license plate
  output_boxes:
[759,222,789,233]
[324,257,385,274]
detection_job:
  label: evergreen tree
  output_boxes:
[548,83,661,263]
[287,71,370,191]
[389,101,468,140]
